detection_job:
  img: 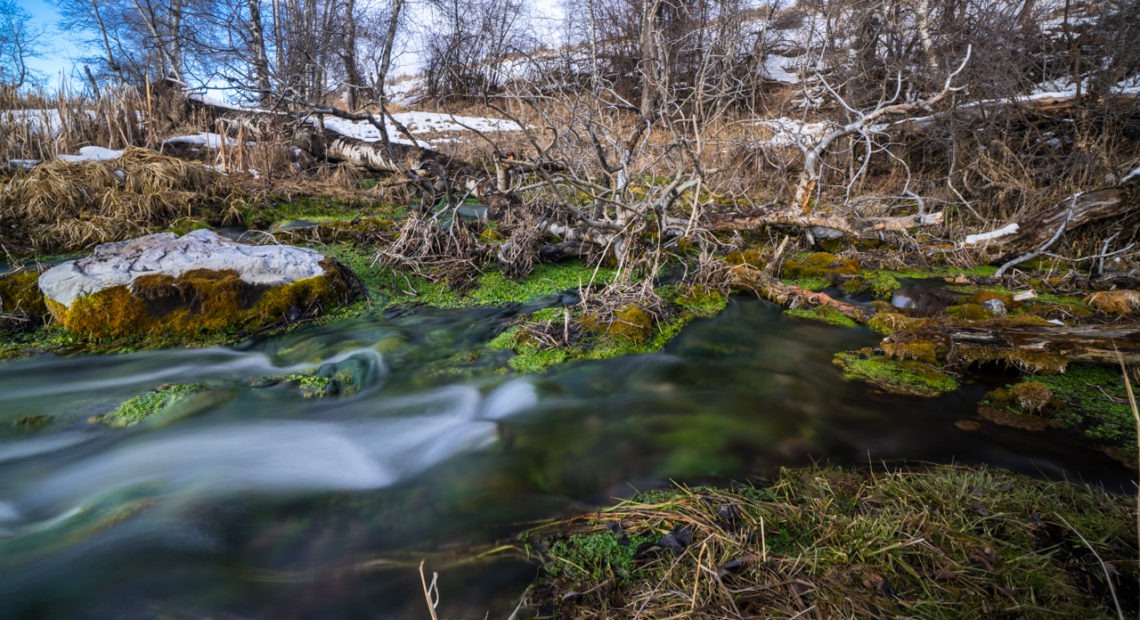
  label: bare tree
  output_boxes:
[0,0,43,88]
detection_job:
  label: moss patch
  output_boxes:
[0,269,48,332]
[834,348,958,397]
[46,260,357,340]
[1037,365,1139,459]
[101,384,206,427]
[782,252,860,278]
[786,305,860,328]
[521,464,1137,619]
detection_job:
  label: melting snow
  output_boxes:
[319,111,521,147]
[57,146,124,162]
[162,132,238,149]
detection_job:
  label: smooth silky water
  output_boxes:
[0,298,1131,618]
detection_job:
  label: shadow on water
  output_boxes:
[0,297,1132,618]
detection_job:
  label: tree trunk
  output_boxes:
[247,0,273,106]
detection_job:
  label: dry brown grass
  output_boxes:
[0,147,241,253]
[1087,290,1140,315]
[0,82,151,164]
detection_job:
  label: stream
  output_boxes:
[0,297,1132,618]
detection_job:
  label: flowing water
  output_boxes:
[0,297,1132,618]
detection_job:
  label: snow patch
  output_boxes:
[57,146,124,162]
[162,132,238,149]
[318,111,521,147]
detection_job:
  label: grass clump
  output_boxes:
[521,464,1138,619]
[0,148,242,253]
[834,348,958,397]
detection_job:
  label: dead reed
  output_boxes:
[1,147,241,253]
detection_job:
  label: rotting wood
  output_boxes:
[710,207,943,240]
[907,322,1140,367]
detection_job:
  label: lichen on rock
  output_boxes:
[38,230,361,339]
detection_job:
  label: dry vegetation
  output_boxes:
[519,465,1138,619]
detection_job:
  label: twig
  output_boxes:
[995,193,1078,276]
[1053,513,1124,620]
[1119,349,1140,604]
[419,559,440,620]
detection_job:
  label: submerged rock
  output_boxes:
[38,229,361,338]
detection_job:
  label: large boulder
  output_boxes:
[39,229,361,338]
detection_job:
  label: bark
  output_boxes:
[710,206,944,240]
[939,323,1140,366]
[247,0,273,106]
[339,0,368,110]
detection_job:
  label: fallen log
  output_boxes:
[729,263,874,323]
[957,175,1138,273]
[157,79,492,186]
[710,205,944,242]
[892,322,1140,370]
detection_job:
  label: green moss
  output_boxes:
[786,305,859,328]
[668,285,728,317]
[881,339,940,364]
[47,262,356,340]
[834,349,958,397]
[784,277,830,291]
[469,263,615,306]
[946,303,992,320]
[866,311,921,335]
[1036,365,1138,457]
[0,270,47,319]
[882,264,998,279]
[102,384,205,427]
[281,362,364,399]
[542,529,655,585]
[782,252,860,278]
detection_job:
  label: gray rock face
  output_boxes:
[39,229,328,308]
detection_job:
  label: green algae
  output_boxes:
[102,384,207,427]
[834,349,958,397]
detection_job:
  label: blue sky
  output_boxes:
[22,0,84,84]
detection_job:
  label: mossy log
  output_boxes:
[926,322,1140,368]
[729,263,874,323]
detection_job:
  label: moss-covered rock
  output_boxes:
[0,269,48,332]
[38,230,361,339]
